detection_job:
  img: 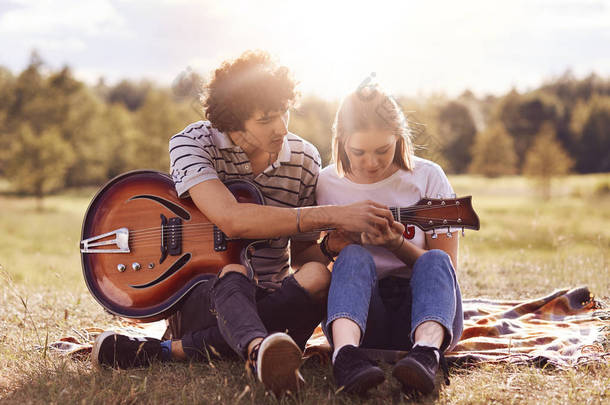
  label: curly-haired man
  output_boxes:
[91,50,394,396]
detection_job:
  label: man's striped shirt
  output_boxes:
[169,120,321,290]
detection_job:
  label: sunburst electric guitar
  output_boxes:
[80,170,480,322]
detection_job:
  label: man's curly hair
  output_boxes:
[202,50,298,133]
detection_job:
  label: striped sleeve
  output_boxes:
[169,122,218,198]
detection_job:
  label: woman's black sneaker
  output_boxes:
[392,345,450,395]
[333,345,385,396]
[92,331,163,369]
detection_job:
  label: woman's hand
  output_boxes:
[361,220,405,250]
[326,229,359,254]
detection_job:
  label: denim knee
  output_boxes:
[414,249,452,270]
[411,249,462,351]
[325,244,377,343]
[333,244,376,279]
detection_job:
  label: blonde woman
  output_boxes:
[316,86,463,396]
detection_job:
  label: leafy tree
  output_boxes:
[4,125,75,210]
[523,123,573,199]
[399,95,451,169]
[569,96,610,173]
[44,67,108,187]
[496,90,564,168]
[7,55,47,134]
[94,104,141,178]
[132,89,186,171]
[0,67,16,173]
[107,80,152,111]
[468,124,518,177]
[438,101,477,173]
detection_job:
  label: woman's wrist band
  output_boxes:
[319,233,336,262]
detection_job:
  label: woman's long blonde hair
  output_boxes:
[332,85,414,176]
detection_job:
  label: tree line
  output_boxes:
[0,52,609,204]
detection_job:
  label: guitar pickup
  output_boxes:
[160,215,182,264]
[167,217,182,255]
[80,228,130,253]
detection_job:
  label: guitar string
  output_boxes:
[127,213,463,238]
[125,203,466,237]
[125,210,468,242]
[82,203,467,249]
[127,224,469,250]
[125,216,467,246]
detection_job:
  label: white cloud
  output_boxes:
[0,0,130,37]
[1,0,608,98]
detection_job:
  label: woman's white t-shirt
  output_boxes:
[315,156,455,280]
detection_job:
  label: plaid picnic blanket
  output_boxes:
[51,287,609,368]
[304,286,610,368]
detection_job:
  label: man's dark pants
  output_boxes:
[165,271,325,360]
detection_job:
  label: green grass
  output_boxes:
[1,174,609,404]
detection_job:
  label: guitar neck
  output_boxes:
[290,196,479,239]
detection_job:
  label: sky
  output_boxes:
[1,0,609,100]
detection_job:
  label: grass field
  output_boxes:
[0,174,609,404]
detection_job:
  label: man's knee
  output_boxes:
[218,264,248,279]
[293,262,331,301]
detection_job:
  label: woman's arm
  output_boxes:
[425,232,458,270]
[362,220,459,270]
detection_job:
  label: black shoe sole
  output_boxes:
[392,358,435,395]
[343,366,385,396]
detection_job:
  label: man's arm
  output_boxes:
[188,179,394,239]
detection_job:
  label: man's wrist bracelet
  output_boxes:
[319,233,337,262]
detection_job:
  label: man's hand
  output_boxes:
[331,200,395,236]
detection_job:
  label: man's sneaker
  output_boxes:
[247,332,303,396]
[92,331,162,369]
[333,345,385,396]
[391,345,450,395]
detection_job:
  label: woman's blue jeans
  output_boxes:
[323,245,463,352]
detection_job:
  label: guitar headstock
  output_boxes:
[397,196,480,234]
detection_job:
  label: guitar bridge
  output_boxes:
[80,227,130,253]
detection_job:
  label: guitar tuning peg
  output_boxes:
[461,227,465,237]
[446,226,452,237]
[450,193,456,199]
[431,229,438,239]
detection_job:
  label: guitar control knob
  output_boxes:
[117,264,126,272]
[148,263,155,269]
[132,262,141,271]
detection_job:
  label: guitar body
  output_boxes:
[80,170,264,322]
